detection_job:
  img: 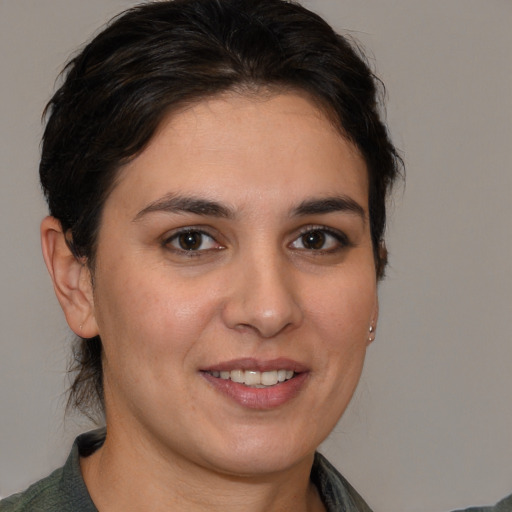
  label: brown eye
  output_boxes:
[178,231,203,250]
[301,230,326,250]
[166,230,220,252]
[290,228,348,252]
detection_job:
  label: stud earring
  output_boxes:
[368,325,375,343]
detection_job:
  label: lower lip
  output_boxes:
[201,372,309,410]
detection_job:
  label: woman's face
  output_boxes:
[89,92,378,476]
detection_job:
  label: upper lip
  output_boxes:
[201,357,309,373]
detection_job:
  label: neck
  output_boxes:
[80,426,325,512]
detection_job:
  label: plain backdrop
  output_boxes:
[1,1,511,511]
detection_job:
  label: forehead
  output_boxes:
[110,91,369,215]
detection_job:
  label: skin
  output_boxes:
[42,92,378,512]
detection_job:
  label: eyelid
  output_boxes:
[162,226,225,254]
[289,225,351,251]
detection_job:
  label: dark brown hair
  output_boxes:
[40,0,403,417]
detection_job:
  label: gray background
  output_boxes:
[1,1,511,511]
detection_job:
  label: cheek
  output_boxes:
[304,268,376,395]
[94,270,209,410]
[306,272,376,342]
[93,261,221,365]
[301,274,375,437]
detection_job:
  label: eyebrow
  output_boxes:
[133,194,234,221]
[133,193,366,223]
[292,196,366,221]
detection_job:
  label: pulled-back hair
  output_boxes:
[40,0,402,417]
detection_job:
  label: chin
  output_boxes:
[196,428,317,478]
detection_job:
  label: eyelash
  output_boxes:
[162,225,351,256]
[290,225,351,253]
[163,228,222,256]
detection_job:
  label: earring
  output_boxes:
[368,325,375,343]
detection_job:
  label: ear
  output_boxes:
[376,241,388,280]
[41,216,99,338]
[367,297,379,346]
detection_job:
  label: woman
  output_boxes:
[1,0,401,510]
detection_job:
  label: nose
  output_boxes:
[221,253,303,339]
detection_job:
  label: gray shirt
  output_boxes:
[451,495,512,512]
[2,430,510,511]
[0,429,372,511]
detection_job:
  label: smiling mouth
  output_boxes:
[205,369,296,388]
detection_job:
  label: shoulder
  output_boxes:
[452,493,512,512]
[0,466,65,512]
[312,452,373,512]
[0,429,104,512]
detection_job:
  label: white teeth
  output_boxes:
[230,369,244,383]
[244,370,261,386]
[209,369,296,387]
[261,370,278,386]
